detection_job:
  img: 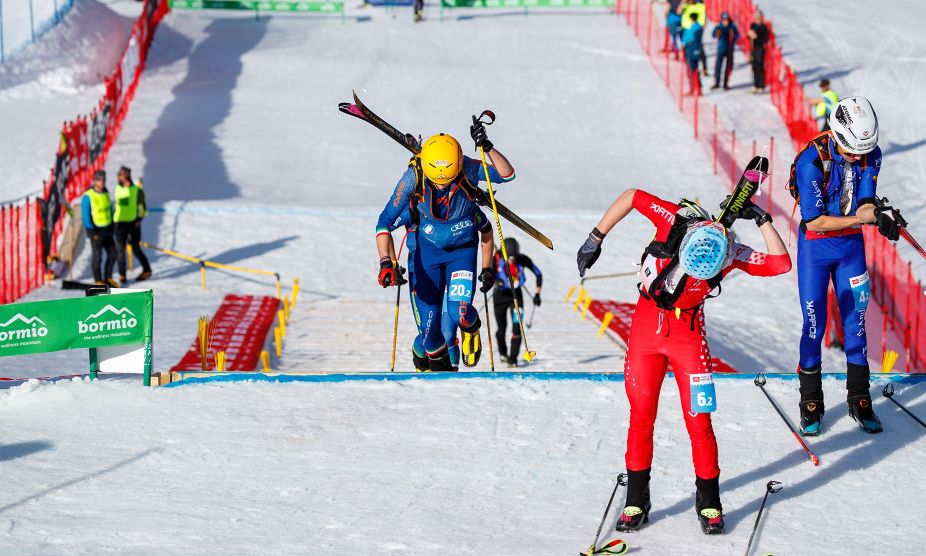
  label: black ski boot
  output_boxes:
[427,348,455,373]
[615,469,651,533]
[799,365,825,436]
[413,351,430,373]
[799,400,825,436]
[695,476,725,535]
[848,395,883,433]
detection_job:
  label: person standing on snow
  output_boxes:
[710,11,739,90]
[375,123,515,372]
[747,10,769,93]
[113,166,153,285]
[491,237,542,367]
[81,170,118,288]
[681,11,705,95]
[576,189,791,535]
[807,79,840,132]
[679,0,708,76]
[790,96,904,435]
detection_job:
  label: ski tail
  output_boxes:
[717,155,770,228]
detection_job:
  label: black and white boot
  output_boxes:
[615,469,651,533]
[695,476,725,535]
[848,395,883,433]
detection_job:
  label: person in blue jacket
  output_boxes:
[387,205,494,371]
[375,123,515,372]
[81,170,118,287]
[681,11,704,94]
[792,96,905,435]
[711,12,739,90]
[492,237,542,366]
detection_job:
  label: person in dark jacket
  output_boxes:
[711,12,739,90]
[492,238,542,366]
[747,10,769,93]
[81,170,118,287]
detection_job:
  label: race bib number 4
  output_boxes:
[849,272,871,312]
[689,373,717,413]
[447,270,474,303]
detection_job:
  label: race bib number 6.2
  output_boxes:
[689,373,717,413]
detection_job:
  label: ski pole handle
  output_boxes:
[766,480,783,494]
[476,110,495,125]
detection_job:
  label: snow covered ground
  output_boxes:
[0,374,924,554]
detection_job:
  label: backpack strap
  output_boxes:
[408,156,424,226]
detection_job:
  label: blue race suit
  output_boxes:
[387,206,492,367]
[377,156,513,359]
[795,135,881,383]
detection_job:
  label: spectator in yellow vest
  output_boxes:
[679,0,708,77]
[81,170,118,287]
[114,166,152,284]
[807,79,840,131]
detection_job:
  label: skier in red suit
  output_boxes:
[576,188,791,535]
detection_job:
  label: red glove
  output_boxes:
[378,259,396,287]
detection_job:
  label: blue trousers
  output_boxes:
[411,243,479,356]
[408,264,461,366]
[797,233,871,369]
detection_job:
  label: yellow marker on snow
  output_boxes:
[598,312,614,337]
[274,327,282,358]
[278,310,286,338]
[565,285,576,302]
[292,277,300,308]
[581,297,592,320]
[881,350,899,373]
[573,287,587,312]
[260,350,271,372]
[215,351,226,372]
[283,296,291,323]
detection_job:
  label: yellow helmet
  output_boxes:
[420,133,462,185]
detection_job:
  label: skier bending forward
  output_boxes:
[576,188,791,535]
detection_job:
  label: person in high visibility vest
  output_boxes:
[114,166,152,283]
[81,170,118,287]
[679,0,708,77]
[807,79,840,131]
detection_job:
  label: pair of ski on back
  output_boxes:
[339,91,768,253]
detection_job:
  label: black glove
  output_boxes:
[533,293,542,307]
[478,267,495,293]
[874,205,906,241]
[470,120,494,153]
[577,228,606,277]
[720,196,770,226]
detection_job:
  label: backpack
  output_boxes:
[787,131,833,203]
[638,199,724,312]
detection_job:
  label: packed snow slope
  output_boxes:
[10,4,846,377]
[1,375,925,554]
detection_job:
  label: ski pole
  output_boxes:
[882,383,926,429]
[520,284,537,329]
[483,289,495,373]
[389,231,409,373]
[754,374,820,466]
[476,110,536,362]
[579,270,639,286]
[744,480,783,556]
[580,473,628,556]
[873,197,926,261]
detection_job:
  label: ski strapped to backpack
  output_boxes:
[338,91,553,250]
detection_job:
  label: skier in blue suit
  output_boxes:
[376,124,515,372]
[792,96,905,435]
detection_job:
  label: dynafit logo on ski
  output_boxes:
[0,314,49,349]
[77,305,138,339]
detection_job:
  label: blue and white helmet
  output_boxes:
[678,221,733,280]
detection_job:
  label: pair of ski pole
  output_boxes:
[580,473,782,556]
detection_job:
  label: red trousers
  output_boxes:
[623,296,720,480]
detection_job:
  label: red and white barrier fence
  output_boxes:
[0,0,169,305]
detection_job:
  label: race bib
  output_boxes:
[447,270,474,303]
[849,272,871,311]
[689,373,717,413]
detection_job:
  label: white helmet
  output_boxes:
[828,96,879,155]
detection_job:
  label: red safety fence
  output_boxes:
[0,201,44,305]
[171,295,280,372]
[589,299,739,373]
[0,0,170,306]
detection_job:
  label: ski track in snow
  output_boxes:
[0,3,924,554]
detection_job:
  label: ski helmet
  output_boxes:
[503,238,519,258]
[828,96,879,155]
[678,221,732,280]
[420,133,462,185]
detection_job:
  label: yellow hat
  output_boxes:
[420,133,462,185]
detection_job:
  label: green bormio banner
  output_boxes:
[0,291,153,357]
